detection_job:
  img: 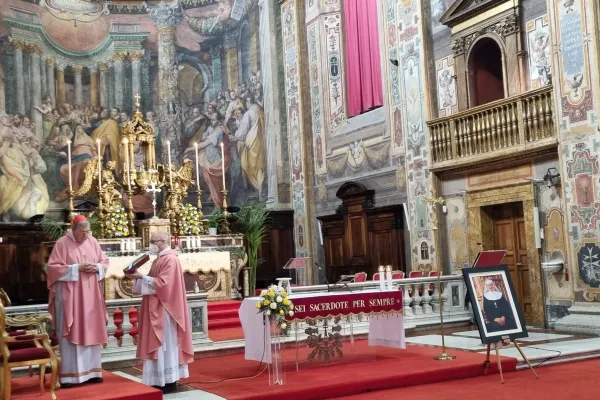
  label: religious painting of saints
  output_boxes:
[462,266,528,344]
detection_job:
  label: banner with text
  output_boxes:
[287,291,403,321]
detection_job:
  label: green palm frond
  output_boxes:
[41,219,65,241]
[235,202,269,294]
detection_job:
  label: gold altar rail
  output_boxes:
[427,86,557,170]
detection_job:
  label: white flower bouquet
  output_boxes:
[255,284,294,335]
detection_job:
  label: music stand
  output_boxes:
[282,257,311,288]
[472,250,507,268]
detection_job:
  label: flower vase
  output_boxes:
[208,227,217,235]
[266,315,285,385]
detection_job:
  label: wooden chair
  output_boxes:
[353,272,367,282]
[0,302,58,400]
[428,270,439,295]
[391,271,405,279]
[408,271,424,278]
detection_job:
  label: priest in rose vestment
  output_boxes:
[127,230,194,393]
[47,215,109,387]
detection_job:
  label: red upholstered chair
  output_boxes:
[0,302,58,400]
[408,271,424,278]
[428,271,439,295]
[373,272,382,281]
[353,272,367,282]
[391,271,405,279]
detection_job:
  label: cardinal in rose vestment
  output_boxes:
[127,230,194,393]
[47,215,109,388]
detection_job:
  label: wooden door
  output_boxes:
[491,202,533,324]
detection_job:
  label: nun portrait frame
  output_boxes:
[462,265,528,344]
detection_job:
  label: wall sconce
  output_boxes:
[543,168,561,187]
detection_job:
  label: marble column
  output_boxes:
[89,67,99,107]
[40,54,47,101]
[259,0,280,208]
[29,44,43,138]
[11,39,26,114]
[112,53,127,111]
[98,62,109,108]
[224,29,239,89]
[72,65,83,107]
[146,0,183,159]
[129,52,144,109]
[46,58,56,107]
[210,45,223,99]
[55,61,66,108]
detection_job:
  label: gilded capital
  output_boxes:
[9,38,28,52]
[111,52,128,63]
[27,42,43,55]
[98,62,109,71]
[71,65,84,74]
[129,51,145,62]
[46,57,56,65]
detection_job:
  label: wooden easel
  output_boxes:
[484,340,539,383]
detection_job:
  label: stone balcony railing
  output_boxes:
[427,86,557,171]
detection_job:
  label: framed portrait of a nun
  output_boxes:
[462,266,528,344]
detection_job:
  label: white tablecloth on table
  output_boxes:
[239,289,405,363]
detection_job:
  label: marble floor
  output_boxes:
[108,326,600,398]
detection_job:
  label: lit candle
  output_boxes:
[66,139,72,191]
[378,266,385,291]
[220,142,226,190]
[194,142,200,193]
[96,139,102,189]
[123,139,131,191]
[120,239,125,252]
[167,140,173,188]
[385,265,392,290]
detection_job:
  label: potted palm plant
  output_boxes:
[208,210,222,235]
[235,202,269,295]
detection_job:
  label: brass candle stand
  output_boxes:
[423,193,455,361]
[220,189,231,234]
[67,189,75,223]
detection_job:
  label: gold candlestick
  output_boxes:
[67,189,75,223]
[220,189,231,234]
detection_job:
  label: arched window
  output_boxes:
[468,38,505,107]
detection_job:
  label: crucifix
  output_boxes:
[146,181,161,218]
[134,93,141,108]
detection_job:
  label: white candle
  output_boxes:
[194,142,200,192]
[196,236,201,248]
[67,139,72,191]
[385,265,393,290]
[130,238,135,252]
[378,266,385,291]
[96,139,102,189]
[120,239,125,252]
[220,142,226,190]
[123,139,131,191]
[167,140,173,188]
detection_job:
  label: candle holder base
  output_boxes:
[433,352,456,361]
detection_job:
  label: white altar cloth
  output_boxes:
[239,289,405,363]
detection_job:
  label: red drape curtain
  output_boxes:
[343,0,384,118]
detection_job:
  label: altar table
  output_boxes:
[239,290,405,363]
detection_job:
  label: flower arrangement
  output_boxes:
[104,208,129,238]
[256,284,294,335]
[179,203,202,235]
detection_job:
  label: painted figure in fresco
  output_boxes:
[182,106,207,152]
[33,95,56,139]
[91,108,121,171]
[185,113,230,208]
[438,69,455,108]
[531,29,551,86]
[56,125,96,202]
[227,108,243,204]
[0,116,30,221]
[482,278,517,333]
[234,94,265,200]
[10,136,49,219]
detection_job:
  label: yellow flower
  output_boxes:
[283,299,290,305]
[282,291,288,297]
[288,303,294,309]
[267,291,275,298]
[263,299,270,306]
[279,310,284,315]
[255,302,261,309]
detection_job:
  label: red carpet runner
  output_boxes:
[208,300,242,330]
[182,341,517,400]
[10,371,161,400]
[337,357,600,400]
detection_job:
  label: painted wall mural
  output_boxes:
[444,195,469,271]
[526,15,551,90]
[0,0,289,222]
[435,56,457,117]
[549,0,600,302]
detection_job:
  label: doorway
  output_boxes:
[468,38,505,106]
[482,202,533,324]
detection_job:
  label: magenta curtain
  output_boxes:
[344,0,384,118]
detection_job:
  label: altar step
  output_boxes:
[208,300,242,330]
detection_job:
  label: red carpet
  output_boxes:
[208,300,242,330]
[209,326,245,341]
[182,341,517,400]
[10,370,161,400]
[336,357,600,400]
